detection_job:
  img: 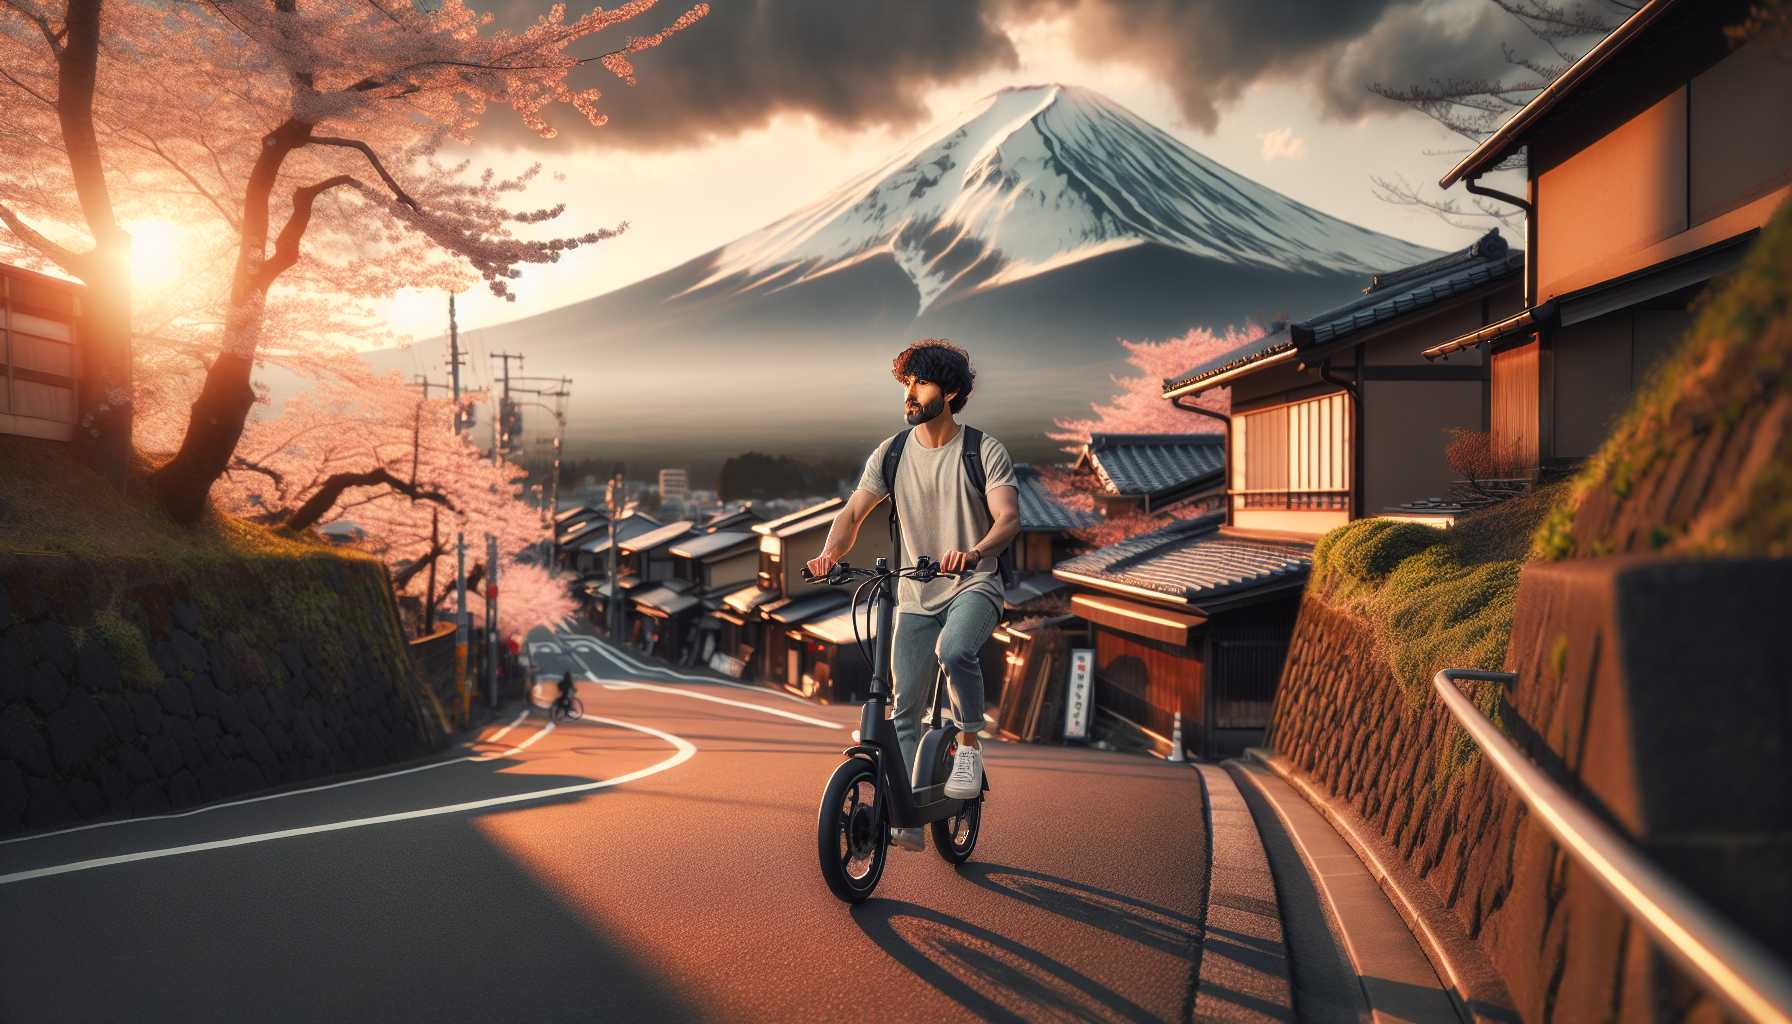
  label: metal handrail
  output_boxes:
[1434,669,1792,1024]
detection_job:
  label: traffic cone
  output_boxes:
[1167,711,1186,763]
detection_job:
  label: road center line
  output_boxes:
[0,707,548,848]
[551,629,826,708]
[0,715,695,887]
[560,643,843,730]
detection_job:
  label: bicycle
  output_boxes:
[549,691,584,723]
[801,555,987,904]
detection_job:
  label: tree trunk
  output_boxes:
[149,347,258,524]
[74,259,133,488]
[57,0,133,490]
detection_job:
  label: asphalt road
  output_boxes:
[0,627,1211,1023]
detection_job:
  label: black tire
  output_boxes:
[566,696,583,721]
[817,758,886,903]
[930,733,982,863]
[550,696,583,723]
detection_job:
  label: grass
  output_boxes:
[1533,200,1792,560]
[1310,485,1563,708]
[0,435,412,694]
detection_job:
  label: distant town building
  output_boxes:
[659,469,689,506]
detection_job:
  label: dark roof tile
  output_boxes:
[1056,514,1312,609]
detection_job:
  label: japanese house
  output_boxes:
[1426,0,1791,478]
[1002,464,1101,616]
[663,530,761,669]
[1054,514,1312,758]
[1,262,82,442]
[1163,228,1526,533]
[1069,434,1227,517]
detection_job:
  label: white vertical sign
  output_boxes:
[1064,648,1094,741]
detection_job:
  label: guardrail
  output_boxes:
[1434,668,1792,1024]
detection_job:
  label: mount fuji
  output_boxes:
[382,84,1439,470]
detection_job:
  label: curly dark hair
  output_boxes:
[890,338,975,414]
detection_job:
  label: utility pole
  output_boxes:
[486,532,500,708]
[605,473,623,641]
[448,295,470,723]
[490,351,524,460]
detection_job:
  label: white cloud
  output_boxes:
[1258,127,1308,161]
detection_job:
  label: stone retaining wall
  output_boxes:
[0,554,452,837]
[1266,556,1790,1022]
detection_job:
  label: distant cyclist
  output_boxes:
[555,671,576,714]
[806,339,1020,853]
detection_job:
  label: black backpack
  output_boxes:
[880,424,1018,588]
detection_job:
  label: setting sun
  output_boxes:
[128,217,186,292]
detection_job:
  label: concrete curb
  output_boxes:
[1244,747,1518,1024]
[1193,762,1296,1022]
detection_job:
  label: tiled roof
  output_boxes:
[1004,572,1067,608]
[554,505,602,525]
[1164,229,1522,395]
[763,589,849,625]
[704,507,763,531]
[574,514,663,554]
[668,530,757,560]
[1055,513,1313,610]
[619,520,698,555]
[722,585,782,615]
[1013,464,1100,532]
[560,517,609,545]
[1082,434,1225,498]
[632,585,702,616]
[752,498,844,535]
[803,605,880,646]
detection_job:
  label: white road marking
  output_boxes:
[557,629,826,708]
[0,707,547,848]
[559,642,843,730]
[0,715,695,887]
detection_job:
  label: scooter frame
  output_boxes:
[811,556,989,831]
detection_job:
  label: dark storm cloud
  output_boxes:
[1010,0,1538,130]
[469,0,1022,150]
[468,0,1537,150]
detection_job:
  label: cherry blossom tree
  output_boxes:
[0,0,707,524]
[199,367,572,633]
[1038,323,1253,546]
[1047,324,1252,449]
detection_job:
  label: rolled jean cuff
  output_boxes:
[956,718,987,734]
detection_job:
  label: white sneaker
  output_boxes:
[890,826,925,852]
[943,745,983,799]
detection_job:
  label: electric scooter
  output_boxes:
[801,555,988,904]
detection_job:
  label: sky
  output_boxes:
[378,0,1556,347]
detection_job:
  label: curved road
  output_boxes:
[0,627,1210,1023]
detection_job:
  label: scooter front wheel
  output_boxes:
[929,734,982,863]
[817,757,886,903]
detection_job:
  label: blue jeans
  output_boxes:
[891,593,1000,782]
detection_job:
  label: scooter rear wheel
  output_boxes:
[929,734,982,863]
[817,758,886,903]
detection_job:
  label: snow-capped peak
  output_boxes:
[684,84,1438,315]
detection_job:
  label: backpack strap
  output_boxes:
[881,428,912,551]
[959,426,1018,587]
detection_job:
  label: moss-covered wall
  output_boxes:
[0,550,452,837]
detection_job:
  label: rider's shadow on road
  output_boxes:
[957,862,1199,958]
[850,900,1161,1024]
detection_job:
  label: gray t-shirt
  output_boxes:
[854,424,1018,615]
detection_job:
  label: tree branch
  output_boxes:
[0,0,64,56]
[252,173,359,291]
[0,202,90,277]
[282,466,456,532]
[307,136,420,211]
[393,538,448,590]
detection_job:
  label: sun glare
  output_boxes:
[129,218,187,292]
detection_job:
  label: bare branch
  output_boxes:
[0,0,65,56]
[307,136,420,210]
[0,201,91,277]
[282,466,457,532]
[253,174,360,290]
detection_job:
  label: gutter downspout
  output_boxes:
[1316,360,1363,520]
[1170,394,1231,525]
[1465,174,1535,306]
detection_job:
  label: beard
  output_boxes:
[905,394,946,426]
